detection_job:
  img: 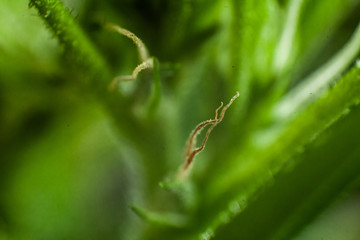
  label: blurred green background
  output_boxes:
[1,0,360,239]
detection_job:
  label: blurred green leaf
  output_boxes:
[2,0,360,240]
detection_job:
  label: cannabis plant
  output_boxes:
[1,0,360,239]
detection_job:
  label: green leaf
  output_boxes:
[195,61,360,239]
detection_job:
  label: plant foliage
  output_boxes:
[1,0,360,239]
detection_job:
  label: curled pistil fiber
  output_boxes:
[105,23,153,89]
[179,92,240,178]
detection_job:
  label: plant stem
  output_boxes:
[29,0,111,89]
[29,0,166,188]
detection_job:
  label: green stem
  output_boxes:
[29,0,111,89]
[28,0,139,143]
[29,0,166,188]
